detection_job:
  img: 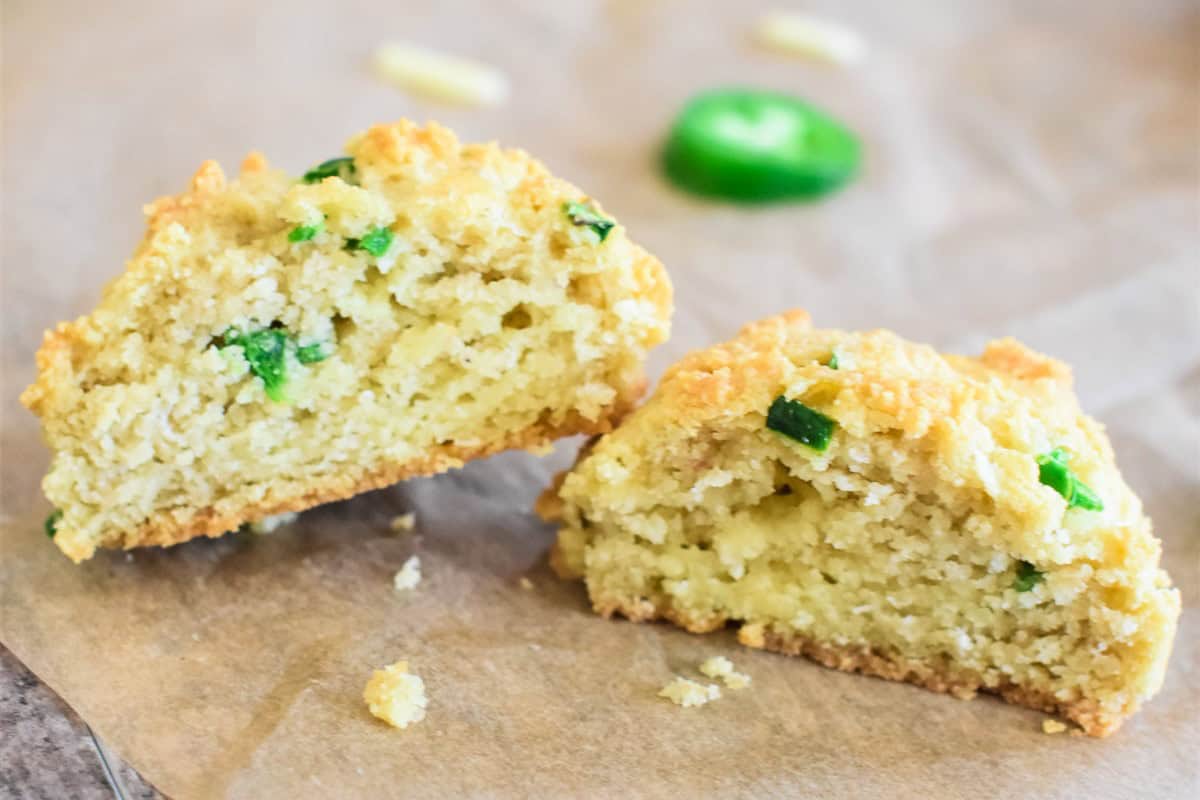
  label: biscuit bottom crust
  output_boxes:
[573,579,1117,737]
[100,398,636,559]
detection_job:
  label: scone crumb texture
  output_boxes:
[393,556,422,592]
[658,677,721,707]
[699,656,752,690]
[364,661,428,729]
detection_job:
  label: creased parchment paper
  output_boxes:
[2,1,1197,797]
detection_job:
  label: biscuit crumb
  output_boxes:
[698,655,752,689]
[519,577,535,590]
[393,555,422,591]
[389,512,416,532]
[1042,718,1068,734]
[658,677,721,707]
[363,661,427,729]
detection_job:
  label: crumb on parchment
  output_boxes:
[699,656,752,690]
[1042,718,1068,734]
[364,661,428,729]
[519,577,535,590]
[389,512,416,532]
[393,555,421,591]
[658,677,721,707]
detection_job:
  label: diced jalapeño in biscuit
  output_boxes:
[1013,560,1044,592]
[296,341,331,364]
[288,221,323,242]
[563,201,615,242]
[302,157,357,184]
[1037,448,1103,511]
[222,328,290,401]
[766,395,835,452]
[348,226,394,257]
[825,352,839,369]
[44,509,62,538]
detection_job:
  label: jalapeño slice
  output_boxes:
[662,88,861,203]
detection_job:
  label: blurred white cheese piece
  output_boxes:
[393,555,422,592]
[755,12,867,66]
[374,43,509,106]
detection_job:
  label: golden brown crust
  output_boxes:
[588,593,1116,737]
[738,626,1115,737]
[94,396,640,561]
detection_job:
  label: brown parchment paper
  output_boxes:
[2,1,1198,797]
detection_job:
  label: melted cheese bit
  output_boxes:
[755,12,867,66]
[374,43,509,107]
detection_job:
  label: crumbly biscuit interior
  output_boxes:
[26,123,670,560]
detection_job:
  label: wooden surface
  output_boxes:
[1,644,161,799]
[2,1,1197,798]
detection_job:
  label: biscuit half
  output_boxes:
[540,310,1178,736]
[24,120,672,561]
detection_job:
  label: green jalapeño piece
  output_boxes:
[563,201,615,241]
[302,157,357,184]
[44,509,63,538]
[222,328,290,401]
[1037,448,1103,511]
[219,325,335,401]
[295,341,331,364]
[289,220,324,242]
[1013,560,1044,592]
[662,88,861,203]
[766,395,836,452]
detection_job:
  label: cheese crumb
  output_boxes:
[1042,718,1068,734]
[374,43,509,107]
[247,511,298,534]
[754,12,867,66]
[658,677,721,707]
[389,512,416,532]
[363,661,428,729]
[393,555,422,591]
[698,655,752,689]
[519,577,535,590]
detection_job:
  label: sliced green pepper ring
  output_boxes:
[661,88,861,203]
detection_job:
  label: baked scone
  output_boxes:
[540,310,1178,736]
[23,120,672,562]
